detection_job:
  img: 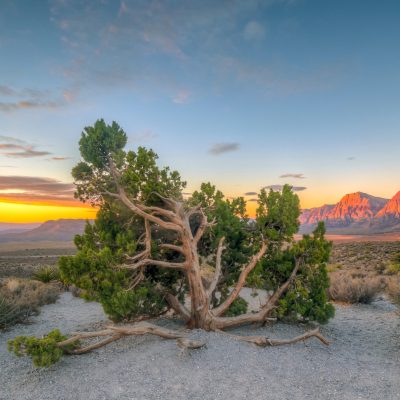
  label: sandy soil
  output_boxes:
[1,293,399,400]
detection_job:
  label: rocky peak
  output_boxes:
[376,191,400,218]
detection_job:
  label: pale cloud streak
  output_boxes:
[264,184,307,192]
[209,143,240,155]
[280,173,306,179]
[0,136,51,158]
[244,191,258,196]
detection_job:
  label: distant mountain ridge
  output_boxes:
[0,222,41,233]
[300,191,400,234]
[0,219,89,243]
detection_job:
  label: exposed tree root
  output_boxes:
[216,328,330,347]
[58,323,185,355]
[176,338,206,350]
[57,321,328,358]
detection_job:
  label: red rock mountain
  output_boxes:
[301,192,388,226]
[327,192,388,222]
[299,204,334,225]
[376,191,400,219]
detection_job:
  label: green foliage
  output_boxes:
[60,120,186,322]
[225,297,248,317]
[59,243,168,322]
[278,223,334,323]
[256,185,300,241]
[7,329,71,367]
[78,119,127,169]
[33,266,60,283]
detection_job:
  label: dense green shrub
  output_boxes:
[8,330,73,367]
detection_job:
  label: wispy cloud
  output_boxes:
[0,176,79,206]
[347,156,356,161]
[0,84,72,112]
[0,100,60,112]
[47,0,316,102]
[209,142,240,155]
[50,156,71,161]
[248,198,259,202]
[0,135,26,144]
[0,136,51,158]
[264,184,307,192]
[280,173,306,179]
[129,130,158,143]
[244,191,258,196]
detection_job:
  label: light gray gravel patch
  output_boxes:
[1,293,399,400]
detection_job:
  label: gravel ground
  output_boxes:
[0,293,399,400]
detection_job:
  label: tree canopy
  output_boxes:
[9,119,333,367]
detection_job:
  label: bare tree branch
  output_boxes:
[121,258,188,271]
[207,237,226,300]
[213,256,303,329]
[258,257,303,320]
[107,160,183,232]
[160,244,185,254]
[193,210,216,244]
[164,293,191,321]
[212,241,268,317]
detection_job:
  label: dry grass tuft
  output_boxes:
[387,277,400,305]
[0,278,60,328]
[328,272,384,304]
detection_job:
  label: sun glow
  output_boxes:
[0,201,97,223]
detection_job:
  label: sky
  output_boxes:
[0,0,399,222]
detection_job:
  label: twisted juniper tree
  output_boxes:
[8,120,334,366]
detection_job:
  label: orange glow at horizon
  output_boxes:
[0,201,98,223]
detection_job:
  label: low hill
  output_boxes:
[0,219,89,243]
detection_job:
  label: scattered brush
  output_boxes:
[0,295,27,329]
[328,272,383,304]
[33,266,61,283]
[0,278,60,328]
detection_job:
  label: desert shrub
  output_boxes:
[33,266,61,283]
[386,261,400,275]
[0,295,27,329]
[7,329,73,367]
[0,279,60,327]
[387,277,400,305]
[328,272,382,304]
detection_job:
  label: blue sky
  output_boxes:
[0,0,399,219]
